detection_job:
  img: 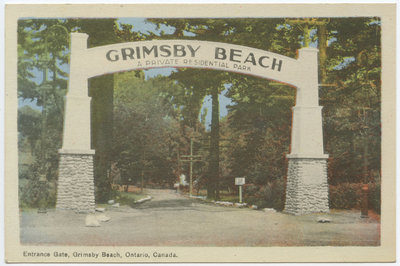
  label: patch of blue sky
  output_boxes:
[19,98,41,111]
[309,40,318,48]
[200,84,233,130]
[144,68,176,79]
[31,68,44,85]
[276,24,286,30]
[369,19,381,26]
[20,57,69,110]
[328,37,337,46]
[308,28,318,48]
[183,30,196,37]
[117,18,174,35]
[333,57,355,70]
[277,25,335,49]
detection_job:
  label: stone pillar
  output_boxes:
[284,48,329,215]
[285,156,329,215]
[56,33,96,213]
[57,150,95,213]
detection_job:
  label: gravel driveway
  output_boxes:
[20,189,380,246]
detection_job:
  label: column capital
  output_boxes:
[59,149,95,155]
[287,153,329,159]
[71,32,89,39]
[292,106,323,110]
[298,47,319,54]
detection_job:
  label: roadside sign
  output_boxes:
[235,177,245,186]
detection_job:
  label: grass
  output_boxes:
[19,206,50,212]
[191,189,240,203]
[20,191,148,211]
[219,194,240,202]
[95,203,109,209]
[114,191,147,206]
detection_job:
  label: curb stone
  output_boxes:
[134,196,152,204]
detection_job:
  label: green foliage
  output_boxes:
[329,183,362,210]
[225,76,294,186]
[368,183,381,214]
[322,17,381,185]
[19,162,57,209]
[329,182,380,213]
[243,179,286,210]
[17,18,121,207]
[112,72,183,188]
[115,191,146,206]
[18,106,41,152]
[19,172,42,209]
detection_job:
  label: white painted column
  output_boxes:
[60,33,92,153]
[284,48,329,215]
[57,33,96,213]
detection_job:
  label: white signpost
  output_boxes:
[235,177,245,203]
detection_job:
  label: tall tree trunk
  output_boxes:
[84,21,117,203]
[318,23,328,84]
[89,75,114,203]
[207,86,220,200]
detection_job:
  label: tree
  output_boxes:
[18,106,41,155]
[17,18,121,205]
[18,19,71,208]
[321,17,381,185]
[112,72,183,189]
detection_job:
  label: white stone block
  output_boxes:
[96,213,111,222]
[216,201,233,206]
[135,196,152,204]
[263,208,276,213]
[85,214,100,227]
[317,217,331,223]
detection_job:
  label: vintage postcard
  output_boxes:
[4,3,396,263]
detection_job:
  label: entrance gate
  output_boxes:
[56,33,329,215]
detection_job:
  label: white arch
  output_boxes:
[62,33,322,152]
[83,39,299,85]
[57,32,329,215]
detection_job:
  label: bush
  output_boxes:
[329,182,381,213]
[19,177,55,209]
[115,191,146,206]
[19,160,58,209]
[95,175,114,204]
[243,179,286,211]
[19,165,41,209]
[368,183,381,214]
[243,184,259,205]
[329,183,362,209]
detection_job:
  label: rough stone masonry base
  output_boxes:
[56,152,95,213]
[284,158,329,215]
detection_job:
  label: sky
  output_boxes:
[20,17,234,129]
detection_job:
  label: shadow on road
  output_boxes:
[131,199,192,209]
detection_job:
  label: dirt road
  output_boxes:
[20,189,380,246]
